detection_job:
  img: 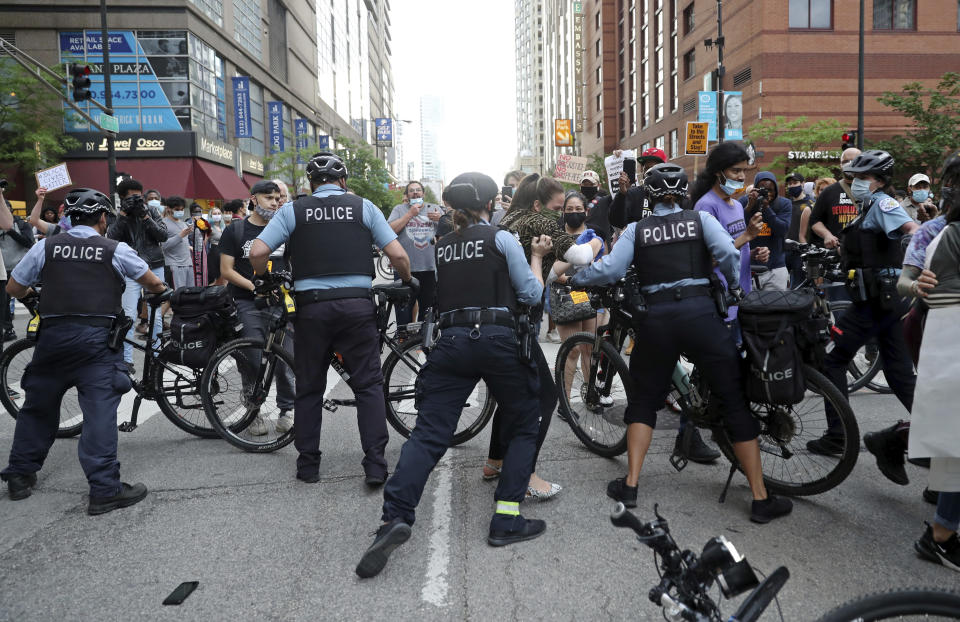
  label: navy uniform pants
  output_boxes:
[1,324,131,497]
[292,297,389,479]
[382,325,540,531]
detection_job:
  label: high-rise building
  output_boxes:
[420,95,443,182]
[514,0,545,173]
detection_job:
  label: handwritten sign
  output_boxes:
[603,150,635,195]
[35,163,72,191]
[554,154,589,184]
[685,122,709,156]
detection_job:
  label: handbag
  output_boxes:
[549,283,595,323]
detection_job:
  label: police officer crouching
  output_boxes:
[356,172,552,578]
[0,188,167,514]
[570,163,794,524]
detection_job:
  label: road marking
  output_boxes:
[421,453,452,607]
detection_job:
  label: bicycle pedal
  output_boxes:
[669,452,688,472]
[322,399,339,413]
[118,422,137,432]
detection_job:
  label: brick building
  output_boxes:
[577,0,960,176]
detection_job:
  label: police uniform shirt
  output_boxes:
[860,192,913,238]
[570,202,740,293]
[11,225,148,317]
[256,184,397,291]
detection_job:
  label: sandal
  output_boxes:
[482,461,501,481]
[525,482,562,501]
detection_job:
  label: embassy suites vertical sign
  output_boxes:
[573,3,585,133]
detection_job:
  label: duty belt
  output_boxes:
[294,287,373,306]
[439,309,516,329]
[644,285,711,305]
[41,316,115,328]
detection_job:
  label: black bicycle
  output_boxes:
[0,289,217,438]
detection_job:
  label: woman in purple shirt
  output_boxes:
[689,142,763,321]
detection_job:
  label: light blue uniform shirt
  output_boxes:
[570,202,740,293]
[12,225,148,286]
[859,190,912,275]
[256,184,398,291]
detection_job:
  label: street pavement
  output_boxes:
[0,305,954,622]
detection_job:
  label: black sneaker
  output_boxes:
[675,428,721,464]
[488,518,546,547]
[296,472,320,484]
[908,456,931,468]
[364,472,387,488]
[356,518,412,578]
[806,433,846,457]
[3,472,37,501]
[863,424,908,485]
[750,495,794,524]
[87,482,148,516]
[923,488,940,505]
[915,522,960,573]
[606,477,637,508]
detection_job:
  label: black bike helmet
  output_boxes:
[845,150,895,181]
[644,163,689,200]
[305,152,348,181]
[446,172,498,212]
[63,187,113,217]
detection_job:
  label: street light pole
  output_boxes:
[716,1,725,143]
[857,0,865,150]
[100,0,118,200]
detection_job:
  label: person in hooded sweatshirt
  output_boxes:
[738,171,793,290]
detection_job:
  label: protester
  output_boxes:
[388,181,440,328]
[161,197,195,290]
[738,172,790,290]
[810,148,861,249]
[902,173,939,223]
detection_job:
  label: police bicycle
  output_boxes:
[0,289,217,438]
[611,503,960,622]
[198,272,496,452]
[371,244,395,281]
[555,273,859,497]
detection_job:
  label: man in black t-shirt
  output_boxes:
[219,180,295,436]
[810,148,861,249]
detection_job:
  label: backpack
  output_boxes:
[161,285,241,368]
[738,289,815,405]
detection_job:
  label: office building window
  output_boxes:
[631,103,637,135]
[268,0,287,80]
[655,135,665,150]
[183,33,226,140]
[597,66,602,84]
[670,0,678,112]
[234,0,263,60]
[596,121,602,138]
[596,39,601,56]
[189,0,224,27]
[683,49,695,80]
[237,80,265,156]
[654,0,664,121]
[669,128,678,159]
[873,0,915,30]
[596,93,602,112]
[789,0,832,29]
[683,3,694,35]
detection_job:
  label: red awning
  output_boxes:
[53,158,195,200]
[191,160,250,201]
[242,172,263,190]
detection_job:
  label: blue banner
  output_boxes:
[697,91,718,141]
[375,118,392,146]
[268,101,284,153]
[232,77,252,138]
[698,90,743,141]
[294,118,308,163]
[317,135,330,150]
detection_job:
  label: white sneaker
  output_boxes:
[547,330,561,343]
[247,415,269,436]
[275,411,294,434]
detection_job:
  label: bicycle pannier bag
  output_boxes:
[161,286,241,368]
[738,289,814,405]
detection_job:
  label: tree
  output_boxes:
[334,138,394,217]
[586,153,609,192]
[745,116,845,181]
[262,129,314,191]
[0,59,79,191]
[872,72,960,189]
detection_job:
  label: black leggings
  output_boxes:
[487,341,558,464]
[396,270,437,325]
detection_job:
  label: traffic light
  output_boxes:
[841,130,858,150]
[70,63,92,102]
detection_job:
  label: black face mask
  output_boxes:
[580,186,598,200]
[564,212,587,228]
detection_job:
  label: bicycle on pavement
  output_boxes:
[0,289,216,438]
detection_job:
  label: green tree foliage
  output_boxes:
[262,129,314,191]
[872,72,960,189]
[746,116,845,181]
[586,153,609,191]
[0,60,79,190]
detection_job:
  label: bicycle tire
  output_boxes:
[381,333,496,446]
[376,253,394,281]
[829,300,885,394]
[814,587,960,621]
[151,358,219,438]
[716,364,859,496]
[0,338,83,438]
[555,332,629,458]
[200,337,296,453]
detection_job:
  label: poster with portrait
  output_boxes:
[723,91,743,141]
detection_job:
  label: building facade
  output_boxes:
[419,95,443,183]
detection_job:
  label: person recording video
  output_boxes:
[738,172,792,290]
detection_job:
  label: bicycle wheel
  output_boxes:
[376,253,394,280]
[716,364,859,496]
[815,587,960,621]
[382,334,496,446]
[555,332,629,458]
[830,300,884,394]
[151,359,219,438]
[0,338,82,438]
[200,337,296,452]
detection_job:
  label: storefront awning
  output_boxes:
[56,158,249,201]
[242,172,263,191]
[192,160,251,201]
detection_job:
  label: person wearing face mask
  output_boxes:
[570,163,793,524]
[609,148,669,231]
[783,172,814,285]
[578,170,612,247]
[186,203,210,286]
[160,196,196,291]
[388,181,441,329]
[902,173,939,223]
[810,148,861,249]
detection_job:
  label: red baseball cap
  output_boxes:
[639,148,667,164]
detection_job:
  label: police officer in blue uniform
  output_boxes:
[356,172,552,578]
[809,151,920,465]
[250,153,415,485]
[1,188,167,514]
[570,163,793,524]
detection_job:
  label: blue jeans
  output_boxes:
[121,267,164,364]
[936,491,960,533]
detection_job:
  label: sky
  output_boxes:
[390,0,517,184]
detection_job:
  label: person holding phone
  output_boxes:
[160,196,196,290]
[492,170,525,226]
[388,181,440,328]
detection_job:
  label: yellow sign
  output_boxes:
[555,119,573,147]
[685,122,709,156]
[569,290,589,305]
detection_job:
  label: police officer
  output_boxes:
[810,150,920,459]
[249,153,414,485]
[0,188,167,514]
[570,163,793,524]
[356,172,551,579]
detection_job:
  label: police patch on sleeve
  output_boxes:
[879,197,901,213]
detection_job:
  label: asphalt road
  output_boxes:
[0,307,954,621]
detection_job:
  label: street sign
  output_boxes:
[554,119,573,147]
[685,122,709,156]
[99,112,119,133]
[375,118,393,147]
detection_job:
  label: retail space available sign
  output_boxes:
[554,119,573,147]
[685,122,709,156]
[268,101,284,153]
[232,77,252,138]
[554,154,589,184]
[375,118,393,147]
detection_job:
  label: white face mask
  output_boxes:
[850,178,874,201]
[147,199,162,210]
[211,214,222,223]
[223,214,233,224]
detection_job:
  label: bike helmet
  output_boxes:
[643,163,689,200]
[445,172,498,212]
[305,152,348,181]
[845,150,895,181]
[63,187,113,217]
